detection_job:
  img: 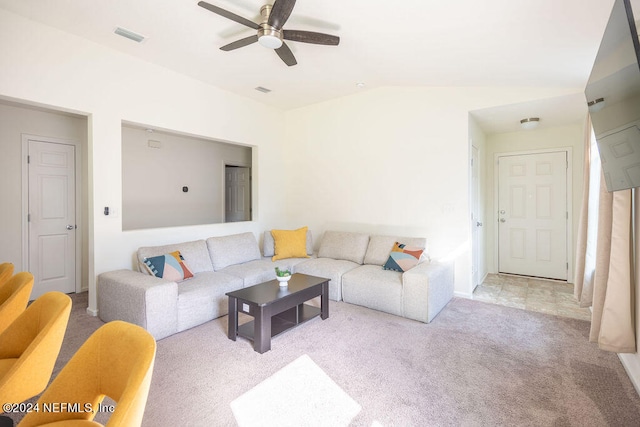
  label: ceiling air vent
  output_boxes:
[255,86,272,94]
[114,27,146,43]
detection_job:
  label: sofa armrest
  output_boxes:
[97,269,179,340]
[402,261,454,323]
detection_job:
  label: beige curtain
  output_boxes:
[574,117,635,353]
[574,119,592,305]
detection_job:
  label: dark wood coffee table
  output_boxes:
[226,273,329,353]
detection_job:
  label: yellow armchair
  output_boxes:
[18,320,157,427]
[0,272,35,337]
[0,263,13,287]
[0,291,72,411]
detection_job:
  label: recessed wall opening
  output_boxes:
[121,123,253,230]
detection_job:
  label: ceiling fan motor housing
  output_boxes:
[258,4,283,48]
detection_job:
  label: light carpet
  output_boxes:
[6,293,640,426]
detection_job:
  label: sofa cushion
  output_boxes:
[317,231,370,264]
[138,239,213,275]
[265,256,314,272]
[271,227,311,261]
[294,258,360,301]
[143,251,194,282]
[218,259,278,288]
[176,271,242,332]
[382,242,425,272]
[342,265,403,317]
[263,229,313,257]
[364,235,427,266]
[206,232,262,271]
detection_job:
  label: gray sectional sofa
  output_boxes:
[97,230,454,340]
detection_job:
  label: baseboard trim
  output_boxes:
[480,272,488,285]
[454,291,473,299]
[86,307,98,317]
[619,352,640,397]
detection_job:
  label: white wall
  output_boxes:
[283,87,582,296]
[484,123,585,279]
[121,125,251,230]
[0,9,285,314]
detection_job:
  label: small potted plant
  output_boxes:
[275,267,292,286]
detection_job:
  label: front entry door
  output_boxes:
[28,139,76,298]
[498,151,568,280]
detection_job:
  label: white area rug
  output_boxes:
[230,354,361,426]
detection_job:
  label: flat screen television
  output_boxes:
[585,0,640,192]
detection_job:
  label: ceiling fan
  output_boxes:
[197,0,340,66]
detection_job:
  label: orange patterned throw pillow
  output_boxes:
[143,251,194,282]
[382,242,424,272]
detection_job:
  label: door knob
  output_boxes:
[499,218,506,223]
[476,221,483,227]
[66,225,75,230]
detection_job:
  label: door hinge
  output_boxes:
[27,155,30,164]
[566,262,569,270]
[566,211,568,219]
[27,213,30,222]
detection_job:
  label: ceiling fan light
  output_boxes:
[258,35,282,49]
[520,117,540,130]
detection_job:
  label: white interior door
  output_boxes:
[498,151,568,280]
[225,166,251,222]
[28,140,76,298]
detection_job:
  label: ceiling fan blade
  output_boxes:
[268,0,296,30]
[198,1,259,30]
[275,42,297,66]
[283,30,340,46]
[220,35,258,51]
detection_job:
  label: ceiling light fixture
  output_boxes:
[520,117,540,130]
[257,29,283,49]
[114,27,146,43]
[255,86,272,94]
[356,82,365,88]
[588,97,606,113]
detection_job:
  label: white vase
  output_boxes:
[277,275,291,286]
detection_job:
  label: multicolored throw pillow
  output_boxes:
[143,251,194,282]
[382,242,424,272]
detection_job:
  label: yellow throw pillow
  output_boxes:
[271,227,310,261]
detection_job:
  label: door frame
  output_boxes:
[493,147,573,280]
[471,144,481,290]
[21,134,83,294]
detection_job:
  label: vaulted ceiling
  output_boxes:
[0,0,631,133]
